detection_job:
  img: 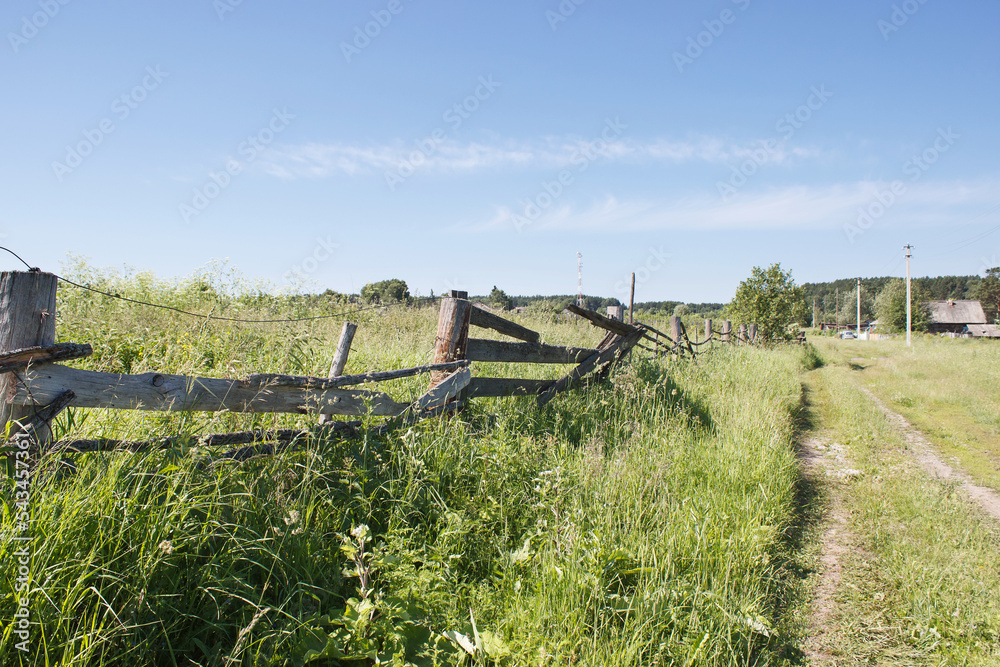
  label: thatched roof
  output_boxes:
[927,300,987,325]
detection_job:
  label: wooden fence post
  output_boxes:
[319,321,358,425]
[428,291,471,390]
[738,324,748,344]
[1,271,59,442]
[748,324,758,344]
[721,321,731,343]
[670,316,681,346]
[705,319,713,345]
[329,322,358,377]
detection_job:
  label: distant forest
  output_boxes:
[320,274,988,326]
[800,275,982,323]
[801,275,982,304]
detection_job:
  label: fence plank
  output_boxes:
[12,364,410,416]
[0,342,93,374]
[566,304,637,336]
[414,367,471,411]
[46,420,364,454]
[247,360,469,390]
[469,306,540,343]
[466,377,553,398]
[537,329,644,405]
[466,339,596,364]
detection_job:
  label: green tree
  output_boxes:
[360,279,410,305]
[838,284,876,324]
[673,303,690,317]
[727,263,807,341]
[873,278,930,333]
[974,268,1000,323]
[488,285,513,311]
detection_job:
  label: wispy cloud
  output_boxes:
[467,178,1000,233]
[256,135,821,180]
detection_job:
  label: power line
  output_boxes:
[920,201,1000,260]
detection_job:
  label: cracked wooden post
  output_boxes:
[721,320,731,343]
[738,324,748,345]
[319,321,357,425]
[1,271,59,445]
[428,291,471,391]
[748,324,758,344]
[670,316,682,352]
[329,322,358,378]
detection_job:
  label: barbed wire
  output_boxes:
[1,246,438,325]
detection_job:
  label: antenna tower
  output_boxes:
[576,252,584,307]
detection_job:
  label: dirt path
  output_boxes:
[861,388,1000,522]
[798,437,861,665]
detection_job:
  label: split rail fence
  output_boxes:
[0,272,766,464]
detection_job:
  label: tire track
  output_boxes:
[861,387,1000,523]
[798,437,861,665]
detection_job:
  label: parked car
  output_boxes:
[839,331,856,339]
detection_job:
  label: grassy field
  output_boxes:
[799,339,1000,665]
[812,335,1000,492]
[2,269,816,666]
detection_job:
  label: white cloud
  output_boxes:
[469,178,1000,234]
[255,134,820,180]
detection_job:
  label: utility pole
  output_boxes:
[629,272,635,325]
[812,298,816,329]
[836,287,840,330]
[904,244,913,347]
[857,278,862,339]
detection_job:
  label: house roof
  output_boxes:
[967,324,1000,338]
[927,300,987,325]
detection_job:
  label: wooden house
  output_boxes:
[926,300,988,335]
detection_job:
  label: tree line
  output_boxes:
[729,265,1000,340]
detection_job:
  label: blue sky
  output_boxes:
[2,0,998,302]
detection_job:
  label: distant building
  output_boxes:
[606,305,625,321]
[966,324,1000,338]
[926,300,990,336]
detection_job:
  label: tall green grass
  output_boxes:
[2,267,810,665]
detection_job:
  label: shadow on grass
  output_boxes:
[757,381,827,665]
[471,357,717,451]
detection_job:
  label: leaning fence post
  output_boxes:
[319,321,358,425]
[329,322,358,378]
[428,291,471,391]
[1,271,59,442]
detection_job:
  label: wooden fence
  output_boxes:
[0,272,767,463]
